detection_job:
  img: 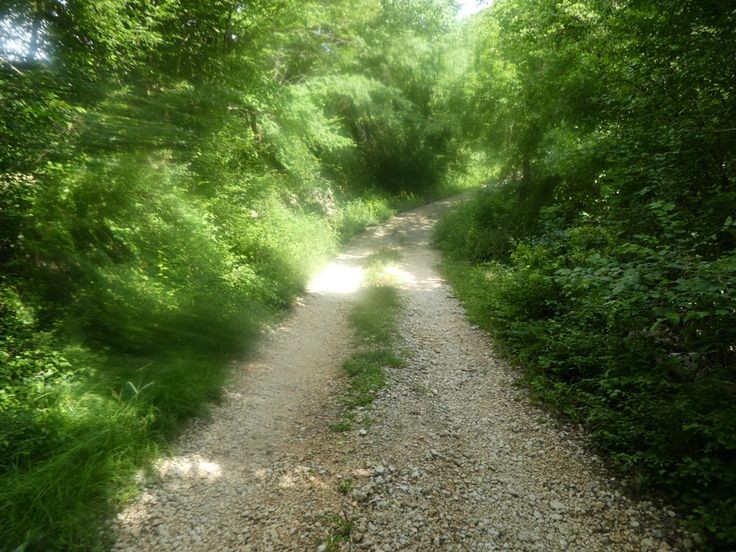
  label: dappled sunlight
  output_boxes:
[156,454,223,481]
[405,274,445,292]
[385,264,416,284]
[375,261,445,292]
[372,263,417,287]
[308,262,365,294]
[278,465,330,490]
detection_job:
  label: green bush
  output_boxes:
[0,285,71,473]
[437,200,736,544]
[434,183,546,263]
[336,196,395,240]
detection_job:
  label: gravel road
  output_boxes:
[112,194,693,551]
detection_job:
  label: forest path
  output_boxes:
[112,194,689,551]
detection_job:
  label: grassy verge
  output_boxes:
[0,345,242,551]
[332,250,403,432]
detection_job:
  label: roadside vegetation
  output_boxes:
[3,0,735,549]
[0,2,464,549]
[436,0,736,547]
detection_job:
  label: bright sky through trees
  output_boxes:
[456,0,493,19]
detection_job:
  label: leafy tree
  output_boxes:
[0,1,462,548]
[439,0,736,545]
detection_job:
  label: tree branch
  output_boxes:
[0,56,25,76]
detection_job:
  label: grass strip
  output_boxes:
[332,251,403,431]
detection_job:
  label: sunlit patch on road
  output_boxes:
[308,262,364,295]
[156,454,223,481]
[376,263,416,286]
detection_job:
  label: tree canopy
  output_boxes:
[2,0,735,548]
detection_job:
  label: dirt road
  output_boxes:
[112,195,690,551]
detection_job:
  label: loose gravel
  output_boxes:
[112,194,694,551]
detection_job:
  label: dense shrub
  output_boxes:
[439,0,736,546]
[439,190,736,546]
[0,0,463,548]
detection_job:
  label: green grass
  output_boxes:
[349,286,401,345]
[334,252,404,431]
[340,287,402,420]
[336,477,354,495]
[323,512,354,551]
[342,349,401,409]
[0,350,235,551]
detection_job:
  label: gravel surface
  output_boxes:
[112,195,693,551]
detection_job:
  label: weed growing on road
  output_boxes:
[323,512,354,551]
[333,250,403,431]
[337,477,354,495]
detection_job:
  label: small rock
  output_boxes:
[550,500,566,511]
[351,489,369,502]
[358,429,368,436]
[518,531,535,542]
